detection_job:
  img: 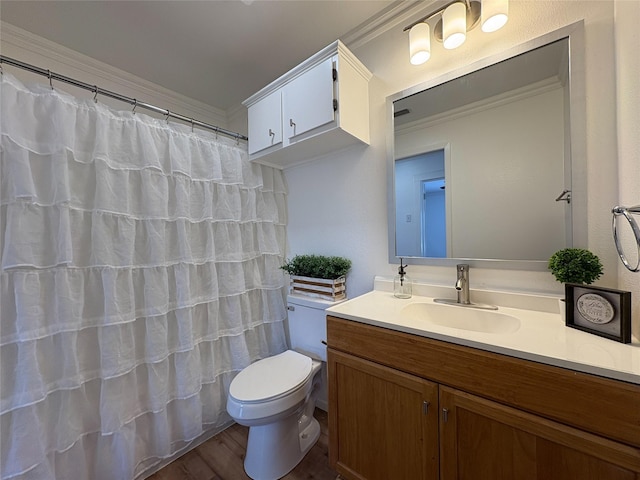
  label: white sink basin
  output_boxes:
[400,302,521,334]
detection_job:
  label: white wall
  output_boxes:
[614,0,640,338]
[285,1,631,307]
[395,85,566,261]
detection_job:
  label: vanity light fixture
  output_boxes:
[409,22,431,65]
[443,2,467,49]
[481,0,509,32]
[404,0,509,65]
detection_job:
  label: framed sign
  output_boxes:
[565,284,632,343]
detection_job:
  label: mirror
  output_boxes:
[388,23,586,270]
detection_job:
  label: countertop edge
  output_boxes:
[326,305,640,386]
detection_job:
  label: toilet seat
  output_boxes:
[229,350,312,403]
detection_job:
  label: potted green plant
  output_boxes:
[548,248,603,285]
[281,254,352,301]
[548,248,603,320]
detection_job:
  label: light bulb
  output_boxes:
[409,23,431,65]
[482,0,508,32]
[443,2,467,50]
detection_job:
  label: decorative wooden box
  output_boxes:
[290,275,346,301]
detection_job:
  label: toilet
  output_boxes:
[226,295,339,480]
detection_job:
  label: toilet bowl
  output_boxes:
[226,295,341,480]
[227,350,322,480]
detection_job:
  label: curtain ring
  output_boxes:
[132,99,137,114]
[47,69,53,89]
[93,86,99,103]
[165,109,170,124]
[191,119,194,133]
[612,205,640,272]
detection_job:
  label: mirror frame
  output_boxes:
[387,21,586,271]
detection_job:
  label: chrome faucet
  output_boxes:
[434,264,498,310]
[455,264,470,305]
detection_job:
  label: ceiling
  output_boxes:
[1,0,396,111]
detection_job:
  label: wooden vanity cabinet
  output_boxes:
[328,349,438,480]
[327,315,640,480]
[440,387,639,480]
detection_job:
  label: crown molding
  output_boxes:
[395,77,562,136]
[1,22,228,126]
[342,0,443,50]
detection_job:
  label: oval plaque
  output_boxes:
[576,293,615,324]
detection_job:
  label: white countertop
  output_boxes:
[326,279,640,385]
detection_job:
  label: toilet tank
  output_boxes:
[287,295,344,362]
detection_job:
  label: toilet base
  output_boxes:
[243,413,321,480]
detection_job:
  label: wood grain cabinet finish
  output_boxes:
[328,350,438,480]
[440,387,640,480]
[327,315,640,480]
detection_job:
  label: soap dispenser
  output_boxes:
[394,258,412,299]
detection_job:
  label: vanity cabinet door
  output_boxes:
[328,349,438,480]
[439,386,640,480]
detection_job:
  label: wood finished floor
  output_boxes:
[146,409,340,480]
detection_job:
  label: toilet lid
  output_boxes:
[229,350,312,403]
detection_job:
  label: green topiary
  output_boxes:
[280,254,352,280]
[548,248,603,285]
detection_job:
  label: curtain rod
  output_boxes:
[0,55,248,142]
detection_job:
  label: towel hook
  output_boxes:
[612,204,640,272]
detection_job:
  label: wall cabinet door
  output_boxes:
[247,89,282,155]
[328,349,439,480]
[282,57,335,142]
[439,386,640,480]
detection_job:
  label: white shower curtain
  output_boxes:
[0,72,288,480]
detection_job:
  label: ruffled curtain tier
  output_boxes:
[1,73,288,480]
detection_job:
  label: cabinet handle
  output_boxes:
[289,118,296,128]
[268,128,275,137]
[422,401,430,415]
[442,408,449,422]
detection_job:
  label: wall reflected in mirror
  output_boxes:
[392,37,575,263]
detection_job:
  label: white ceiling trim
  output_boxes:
[1,21,228,127]
[343,0,442,49]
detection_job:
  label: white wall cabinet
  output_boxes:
[247,89,282,154]
[244,40,372,169]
